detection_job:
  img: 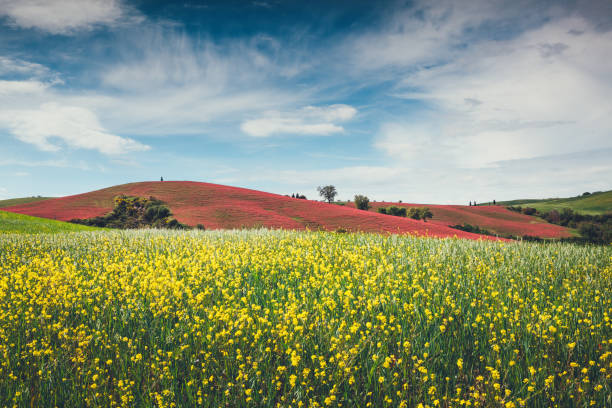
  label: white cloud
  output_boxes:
[241,104,356,137]
[1,103,149,154]
[0,28,303,148]
[354,6,612,168]
[0,79,48,95]
[0,56,50,77]
[0,0,126,34]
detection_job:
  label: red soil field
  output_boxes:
[2,181,570,240]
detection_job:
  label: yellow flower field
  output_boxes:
[0,230,610,407]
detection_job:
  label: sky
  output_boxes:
[0,0,611,203]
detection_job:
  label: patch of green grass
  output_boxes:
[0,210,100,234]
[495,190,612,215]
[0,196,52,208]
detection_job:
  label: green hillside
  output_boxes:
[0,196,52,208]
[495,190,612,215]
[0,210,100,234]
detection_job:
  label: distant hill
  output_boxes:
[345,202,572,239]
[0,210,100,234]
[1,181,573,240]
[494,190,612,215]
[0,196,52,208]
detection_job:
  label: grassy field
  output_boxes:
[0,210,100,234]
[0,229,610,407]
[495,190,612,215]
[0,196,51,208]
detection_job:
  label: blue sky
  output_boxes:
[0,0,611,203]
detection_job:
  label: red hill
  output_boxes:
[346,202,571,238]
[2,181,570,240]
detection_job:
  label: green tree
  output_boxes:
[408,208,421,220]
[354,195,370,210]
[419,207,433,222]
[317,185,338,203]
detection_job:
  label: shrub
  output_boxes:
[354,195,370,211]
[522,207,537,216]
[71,195,188,230]
[408,208,420,220]
[388,206,407,217]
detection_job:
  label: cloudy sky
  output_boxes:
[0,0,611,203]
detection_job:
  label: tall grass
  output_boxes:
[0,229,610,407]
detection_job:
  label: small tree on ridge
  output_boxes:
[317,185,337,203]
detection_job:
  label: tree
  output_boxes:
[354,195,370,210]
[408,208,421,220]
[317,185,337,203]
[407,207,433,221]
[419,207,433,222]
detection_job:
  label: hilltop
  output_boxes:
[1,181,573,240]
[494,190,612,215]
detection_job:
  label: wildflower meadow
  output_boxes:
[0,229,610,407]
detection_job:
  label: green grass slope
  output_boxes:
[0,210,100,234]
[495,190,612,215]
[0,196,52,208]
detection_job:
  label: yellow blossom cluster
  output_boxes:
[0,229,610,407]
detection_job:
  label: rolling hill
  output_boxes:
[0,210,100,234]
[346,202,572,238]
[0,196,52,208]
[1,181,572,240]
[494,190,612,215]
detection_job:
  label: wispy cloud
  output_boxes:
[85,27,310,136]
[347,0,533,71]
[0,158,91,170]
[0,56,50,77]
[0,26,305,149]
[241,104,356,137]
